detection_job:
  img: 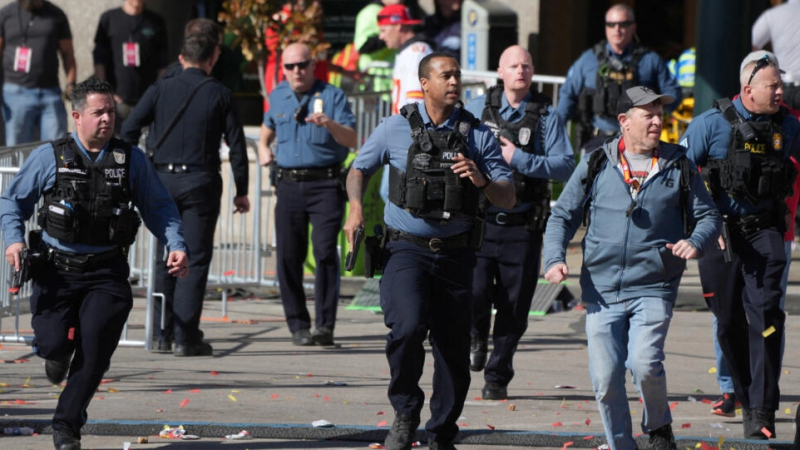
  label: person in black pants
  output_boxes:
[121,33,250,357]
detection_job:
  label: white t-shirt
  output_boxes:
[752,0,800,82]
[391,38,433,115]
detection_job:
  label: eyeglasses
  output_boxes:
[748,56,773,85]
[283,60,311,71]
[605,20,634,29]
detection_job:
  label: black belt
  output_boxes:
[486,211,528,226]
[155,163,217,173]
[46,246,125,273]
[278,164,341,182]
[386,228,470,252]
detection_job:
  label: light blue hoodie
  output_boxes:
[543,136,721,305]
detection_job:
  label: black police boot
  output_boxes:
[292,329,314,346]
[429,441,458,450]
[173,342,213,357]
[53,429,81,450]
[648,424,677,450]
[311,326,335,346]
[481,381,508,400]
[384,413,420,450]
[469,336,488,372]
[750,408,776,439]
[45,356,71,385]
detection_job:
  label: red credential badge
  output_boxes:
[13,46,31,73]
[123,42,140,67]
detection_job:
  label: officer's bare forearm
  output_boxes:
[484,180,516,209]
[346,168,371,205]
[326,122,358,148]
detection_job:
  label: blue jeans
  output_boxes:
[2,83,67,146]
[586,298,674,450]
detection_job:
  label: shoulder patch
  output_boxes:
[113,149,126,165]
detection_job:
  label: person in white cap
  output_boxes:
[681,51,800,440]
[544,86,721,450]
[752,0,800,109]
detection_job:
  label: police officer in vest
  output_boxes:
[464,45,574,400]
[345,52,515,450]
[258,42,357,347]
[121,33,250,357]
[0,78,188,450]
[556,3,681,153]
[681,51,800,440]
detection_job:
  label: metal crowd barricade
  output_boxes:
[461,70,567,106]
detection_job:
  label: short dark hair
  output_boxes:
[418,52,458,80]
[184,18,223,42]
[71,78,113,111]
[181,34,217,64]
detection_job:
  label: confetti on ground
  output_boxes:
[271,393,279,399]
[552,422,563,427]
[459,423,468,427]
[377,420,388,427]
[179,398,190,408]
[760,427,772,438]
[369,444,385,449]
[708,367,717,374]
[583,436,594,440]
[189,389,200,393]
[22,376,30,387]
[681,423,691,429]
[228,394,237,402]
[487,424,495,430]
[224,430,251,440]
[312,420,334,428]
[377,411,385,415]
[762,326,776,338]
[508,404,516,411]
[164,389,172,394]
[159,425,185,439]
[108,388,118,393]
[585,419,591,426]
[156,409,164,413]
[701,398,712,404]
[669,402,678,410]
[562,441,574,450]
[324,396,330,401]
[210,371,219,376]
[786,408,792,414]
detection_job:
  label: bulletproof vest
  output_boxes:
[388,103,481,221]
[480,85,551,206]
[38,135,141,246]
[703,98,795,205]
[584,42,648,119]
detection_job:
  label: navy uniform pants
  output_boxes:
[698,227,785,410]
[380,240,475,444]
[30,254,132,439]
[275,178,344,332]
[472,222,542,386]
[154,171,222,346]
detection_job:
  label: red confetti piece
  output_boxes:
[487,424,495,430]
[95,396,104,400]
[561,441,574,450]
[164,389,172,394]
[475,396,482,401]
[314,393,319,398]
[271,394,279,399]
[210,371,219,376]
[377,411,385,415]
[680,423,691,429]
[459,423,469,427]
[189,389,200,393]
[761,427,772,438]
[552,422,563,427]
[156,408,164,413]
[223,270,235,276]
[700,443,717,450]
[701,398,713,404]
[99,379,114,385]
[583,436,594,440]
[324,396,330,401]
[306,373,313,377]
[180,398,190,408]
[68,327,75,340]
[148,376,155,380]
[638,397,643,403]
[377,420,388,427]
[578,404,583,410]
[585,418,591,426]
[669,402,678,410]
[702,292,714,298]
[14,399,26,404]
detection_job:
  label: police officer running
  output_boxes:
[344,52,515,450]
[464,45,574,400]
[544,86,720,450]
[258,42,357,347]
[681,51,800,440]
[0,78,188,450]
[122,33,250,357]
[556,3,681,153]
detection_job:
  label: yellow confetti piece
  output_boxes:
[0,389,4,394]
[231,390,241,393]
[343,401,350,404]
[786,408,792,414]
[763,326,776,337]
[23,376,30,385]
[708,367,717,374]
[784,370,790,374]
[0,382,7,387]
[695,443,702,449]
[228,394,237,402]
[718,435,723,449]
[108,388,119,393]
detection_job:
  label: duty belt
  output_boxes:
[729,210,779,237]
[45,245,125,273]
[155,163,217,174]
[278,164,341,182]
[486,211,529,226]
[386,228,470,252]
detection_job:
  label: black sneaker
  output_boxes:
[750,408,776,439]
[481,381,508,400]
[648,424,677,450]
[384,413,420,450]
[53,429,81,450]
[710,392,740,417]
[469,336,488,372]
[173,342,213,357]
[429,441,457,450]
[311,326,334,346]
[45,356,71,385]
[292,329,313,346]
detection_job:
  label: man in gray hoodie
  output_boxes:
[543,86,721,450]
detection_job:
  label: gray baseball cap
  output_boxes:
[615,86,674,115]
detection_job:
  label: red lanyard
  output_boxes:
[618,140,658,192]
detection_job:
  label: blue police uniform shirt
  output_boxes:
[556,42,682,133]
[681,96,800,217]
[353,102,514,239]
[466,92,574,213]
[0,132,187,254]
[264,79,356,168]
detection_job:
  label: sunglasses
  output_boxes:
[605,20,634,29]
[748,56,773,85]
[283,60,311,71]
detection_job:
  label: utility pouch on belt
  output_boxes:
[527,201,551,233]
[469,218,486,250]
[108,205,141,246]
[52,252,90,273]
[363,225,384,279]
[38,200,78,243]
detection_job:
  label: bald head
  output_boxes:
[282,43,316,93]
[498,45,534,94]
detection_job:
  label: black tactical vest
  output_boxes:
[388,103,481,221]
[480,85,550,205]
[38,135,141,246]
[703,98,795,205]
[585,42,648,118]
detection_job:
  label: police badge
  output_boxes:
[113,150,126,165]
[518,127,531,146]
[773,133,782,151]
